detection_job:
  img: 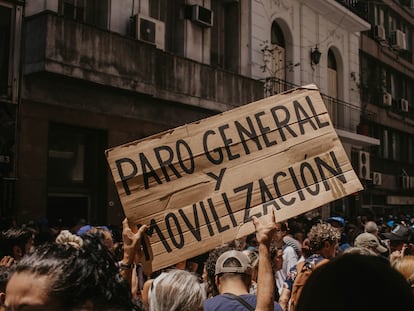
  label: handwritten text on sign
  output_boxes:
[106,86,363,271]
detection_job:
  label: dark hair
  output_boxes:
[0,227,34,257]
[0,266,11,292]
[296,254,414,311]
[12,233,141,311]
[204,245,233,298]
[280,222,289,232]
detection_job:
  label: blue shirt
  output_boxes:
[204,293,283,311]
[284,254,327,291]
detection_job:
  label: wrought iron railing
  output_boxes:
[335,0,369,21]
[263,77,377,132]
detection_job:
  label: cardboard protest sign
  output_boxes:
[106,85,363,271]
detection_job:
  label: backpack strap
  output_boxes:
[223,293,255,311]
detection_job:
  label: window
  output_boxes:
[327,49,338,126]
[374,5,384,25]
[211,0,240,72]
[47,123,106,189]
[408,137,414,164]
[271,22,285,46]
[327,49,338,98]
[270,22,286,82]
[61,0,85,21]
[382,129,389,159]
[391,132,398,161]
[389,72,395,99]
[48,126,86,186]
[60,0,108,29]
[0,5,11,98]
[47,123,107,225]
[149,0,166,22]
[147,0,182,54]
[388,13,396,33]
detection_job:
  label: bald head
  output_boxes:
[364,221,378,234]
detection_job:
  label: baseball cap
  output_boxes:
[215,250,252,275]
[382,224,412,242]
[354,232,388,254]
[327,216,345,227]
[76,225,110,236]
[76,225,92,235]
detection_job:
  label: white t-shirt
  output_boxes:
[275,245,298,294]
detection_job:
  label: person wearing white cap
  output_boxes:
[203,249,282,311]
[354,232,388,256]
[203,210,283,311]
[364,220,389,257]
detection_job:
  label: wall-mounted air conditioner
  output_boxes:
[358,151,371,180]
[398,98,409,112]
[191,5,213,27]
[132,14,165,50]
[391,30,406,50]
[372,172,382,185]
[374,25,386,42]
[383,92,392,107]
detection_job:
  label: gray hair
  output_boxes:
[149,269,204,311]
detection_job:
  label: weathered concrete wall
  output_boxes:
[24,13,264,113]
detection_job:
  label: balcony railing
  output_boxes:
[263,77,377,132]
[335,0,369,21]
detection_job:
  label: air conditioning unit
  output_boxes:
[191,5,213,27]
[358,151,371,180]
[372,172,382,185]
[398,98,409,112]
[391,30,406,50]
[374,25,386,42]
[383,92,392,107]
[401,175,410,189]
[132,14,165,50]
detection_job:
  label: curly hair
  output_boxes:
[204,244,233,298]
[12,233,141,311]
[307,223,340,252]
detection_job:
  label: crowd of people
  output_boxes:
[0,210,414,310]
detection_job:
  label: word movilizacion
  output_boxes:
[139,150,346,258]
[115,96,330,195]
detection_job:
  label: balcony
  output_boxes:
[23,12,263,113]
[306,0,370,32]
[335,0,369,21]
[264,77,377,134]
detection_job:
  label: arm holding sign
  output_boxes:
[120,218,148,286]
[252,209,277,311]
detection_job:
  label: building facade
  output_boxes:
[358,1,414,216]
[0,0,412,227]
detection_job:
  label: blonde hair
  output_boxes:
[392,255,414,289]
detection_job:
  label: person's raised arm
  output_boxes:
[252,209,277,311]
[119,218,148,285]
